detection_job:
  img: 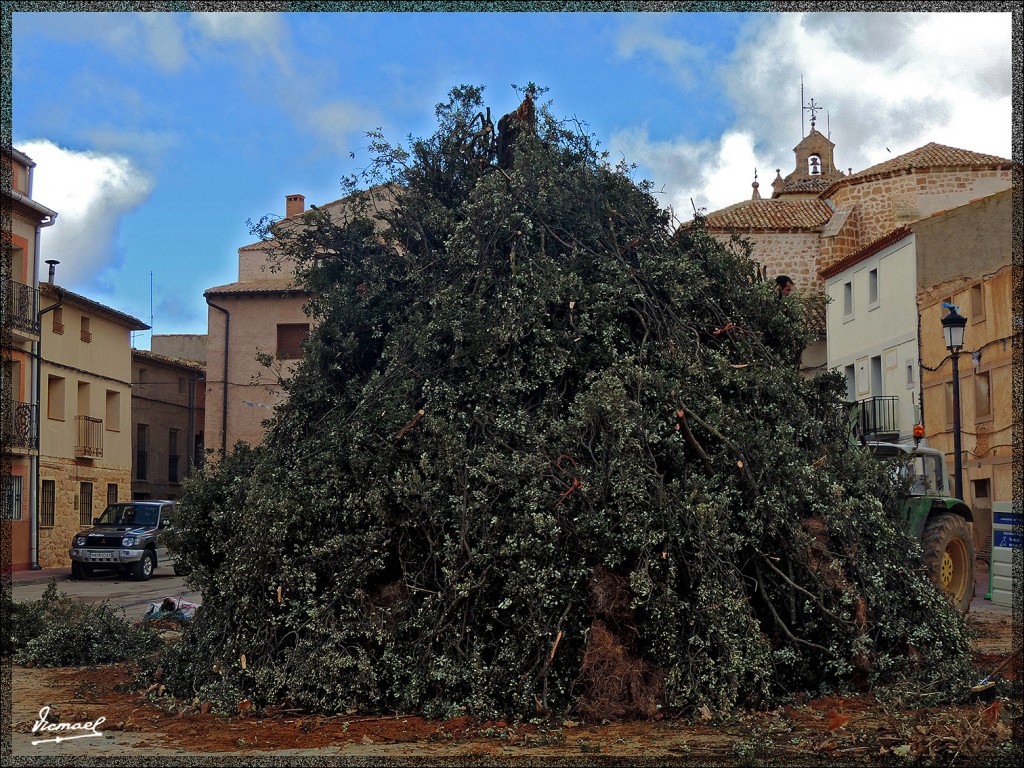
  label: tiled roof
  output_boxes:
[841,143,1013,184]
[204,278,310,296]
[819,226,913,280]
[771,177,834,197]
[40,283,149,330]
[700,199,835,231]
[131,347,205,373]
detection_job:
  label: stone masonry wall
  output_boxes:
[713,232,823,293]
[37,458,132,568]
[823,168,1013,270]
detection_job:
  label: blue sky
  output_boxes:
[10,9,1013,345]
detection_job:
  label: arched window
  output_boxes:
[808,154,822,175]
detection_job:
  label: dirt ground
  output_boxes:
[5,609,1021,765]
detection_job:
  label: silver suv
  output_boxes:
[69,501,181,581]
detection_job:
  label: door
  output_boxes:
[157,503,174,566]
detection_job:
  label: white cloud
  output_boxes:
[18,140,154,289]
[308,101,386,155]
[29,12,190,73]
[732,13,1011,181]
[623,12,1012,220]
[138,14,189,72]
[611,128,760,225]
[616,16,702,86]
[189,12,292,74]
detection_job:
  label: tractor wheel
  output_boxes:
[921,513,975,614]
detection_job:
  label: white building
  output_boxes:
[821,227,919,443]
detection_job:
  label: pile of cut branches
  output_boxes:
[162,84,974,720]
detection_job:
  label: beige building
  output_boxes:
[2,147,57,571]
[204,196,313,453]
[131,348,206,501]
[36,283,148,567]
[913,189,1014,557]
[204,187,397,453]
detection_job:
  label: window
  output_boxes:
[78,381,90,417]
[80,315,92,343]
[3,475,23,520]
[870,355,883,396]
[168,429,180,483]
[52,307,64,334]
[974,371,991,420]
[868,268,879,306]
[844,365,856,402]
[973,479,990,500]
[106,390,120,431]
[79,482,93,527]
[906,362,915,389]
[843,282,853,316]
[41,480,55,528]
[137,424,149,480]
[970,283,986,322]
[47,375,65,420]
[107,483,118,505]
[276,324,310,360]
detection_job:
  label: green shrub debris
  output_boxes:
[162,84,974,720]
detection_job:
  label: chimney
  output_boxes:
[45,259,59,283]
[286,194,305,218]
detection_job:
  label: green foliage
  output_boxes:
[7,582,162,667]
[163,84,974,719]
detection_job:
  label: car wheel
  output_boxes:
[132,550,156,582]
[71,561,91,580]
[921,512,975,614]
[172,562,192,576]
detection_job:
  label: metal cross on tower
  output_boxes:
[804,97,823,132]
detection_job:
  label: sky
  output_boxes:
[9,8,1015,346]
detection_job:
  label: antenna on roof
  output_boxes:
[800,76,804,137]
[827,111,831,141]
[150,271,154,348]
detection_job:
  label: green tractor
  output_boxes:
[868,441,975,613]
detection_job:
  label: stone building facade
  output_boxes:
[912,189,1014,556]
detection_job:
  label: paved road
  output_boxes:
[11,568,202,620]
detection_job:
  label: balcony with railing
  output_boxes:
[2,279,39,341]
[2,401,37,451]
[75,415,104,458]
[856,396,900,441]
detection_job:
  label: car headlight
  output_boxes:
[74,536,86,547]
[122,536,137,547]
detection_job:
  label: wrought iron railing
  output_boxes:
[2,279,39,335]
[1,401,37,450]
[75,415,104,457]
[857,395,900,438]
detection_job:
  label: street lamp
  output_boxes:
[941,305,967,501]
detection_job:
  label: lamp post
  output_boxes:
[941,305,967,502]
